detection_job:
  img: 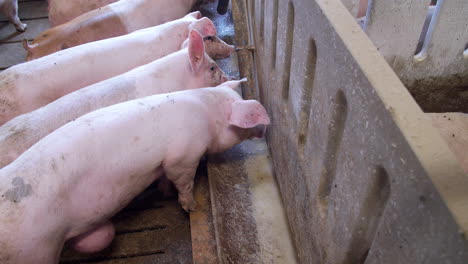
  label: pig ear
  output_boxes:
[188,30,205,73]
[186,11,202,19]
[189,11,203,19]
[200,17,217,37]
[190,17,216,37]
[229,100,271,128]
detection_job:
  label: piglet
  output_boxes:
[0,79,270,264]
[24,0,205,59]
[48,0,119,26]
[0,29,228,169]
[0,0,26,31]
[0,12,233,126]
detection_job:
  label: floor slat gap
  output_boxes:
[60,251,166,264]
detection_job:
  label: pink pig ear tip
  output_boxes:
[190,29,202,37]
[189,11,202,19]
[261,112,271,125]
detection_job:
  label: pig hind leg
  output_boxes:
[4,0,27,32]
[68,221,115,254]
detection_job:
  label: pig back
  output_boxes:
[49,0,119,26]
[10,18,191,121]
[114,0,195,32]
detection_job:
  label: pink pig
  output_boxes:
[23,0,208,59]
[0,29,229,169]
[0,12,233,126]
[0,80,270,264]
[48,0,119,26]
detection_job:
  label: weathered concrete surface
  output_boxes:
[231,0,257,100]
[242,0,468,263]
[0,42,27,69]
[207,139,298,264]
[359,0,468,113]
[241,139,298,264]
[190,163,218,264]
[208,143,263,264]
[429,113,468,174]
[201,2,298,263]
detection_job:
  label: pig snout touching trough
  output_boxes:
[0,80,270,264]
[48,0,119,26]
[0,0,27,31]
[22,0,203,59]
[182,35,235,60]
[0,29,229,169]
[0,13,222,126]
[429,113,468,174]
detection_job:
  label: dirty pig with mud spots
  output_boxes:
[3,177,32,203]
[0,71,21,125]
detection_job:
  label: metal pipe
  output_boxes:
[217,0,230,15]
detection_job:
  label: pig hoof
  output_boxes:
[189,202,201,212]
[16,23,27,32]
[182,201,200,212]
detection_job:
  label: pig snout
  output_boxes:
[203,57,230,85]
[204,36,235,60]
[214,64,230,85]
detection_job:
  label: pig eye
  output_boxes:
[210,66,215,71]
[206,36,213,41]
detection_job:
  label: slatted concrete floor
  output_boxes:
[0,1,194,263]
[59,184,193,264]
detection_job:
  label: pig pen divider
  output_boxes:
[348,0,468,113]
[231,0,468,263]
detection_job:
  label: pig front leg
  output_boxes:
[164,164,199,212]
[5,0,27,32]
